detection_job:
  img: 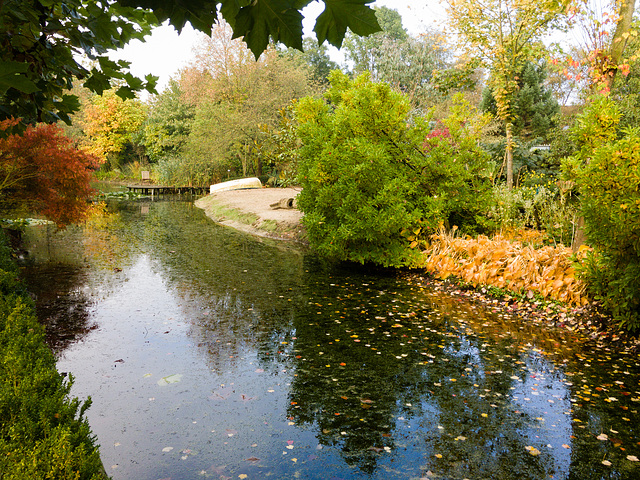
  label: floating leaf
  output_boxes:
[525,446,541,456]
[157,374,183,386]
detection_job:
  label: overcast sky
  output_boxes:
[109,1,448,96]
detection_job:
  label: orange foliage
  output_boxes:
[0,119,100,226]
[421,229,591,306]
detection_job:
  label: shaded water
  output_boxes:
[19,198,640,480]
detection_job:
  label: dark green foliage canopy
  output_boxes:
[142,79,195,163]
[1,0,158,128]
[1,0,380,132]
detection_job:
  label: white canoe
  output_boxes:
[209,177,262,194]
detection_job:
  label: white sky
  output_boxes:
[110,1,448,96]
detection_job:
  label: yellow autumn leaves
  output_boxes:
[419,229,591,306]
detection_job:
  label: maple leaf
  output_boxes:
[314,0,380,48]
[232,0,305,58]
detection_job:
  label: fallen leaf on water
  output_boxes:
[597,433,609,441]
[368,446,383,452]
[162,447,173,452]
[627,455,639,462]
[225,429,238,437]
[435,454,443,458]
[562,444,570,449]
[291,458,297,463]
[157,374,183,386]
[239,475,248,479]
[602,460,612,466]
[525,446,541,456]
[245,457,260,462]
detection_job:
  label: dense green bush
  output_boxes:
[0,234,106,479]
[566,95,640,331]
[295,71,494,267]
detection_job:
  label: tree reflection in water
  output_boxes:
[19,198,640,480]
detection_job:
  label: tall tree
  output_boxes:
[445,0,571,188]
[163,23,313,185]
[343,6,408,79]
[481,61,559,142]
[81,89,147,169]
[375,30,452,109]
[142,79,195,162]
[1,0,380,132]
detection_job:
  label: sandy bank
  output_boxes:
[194,187,306,243]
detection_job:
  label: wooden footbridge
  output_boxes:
[126,184,208,198]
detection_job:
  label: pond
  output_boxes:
[18,196,640,480]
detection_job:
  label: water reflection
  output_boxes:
[19,199,640,480]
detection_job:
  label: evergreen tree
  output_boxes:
[481,61,559,142]
[142,79,195,163]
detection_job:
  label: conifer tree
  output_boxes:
[481,61,559,143]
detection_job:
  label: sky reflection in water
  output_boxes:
[19,200,640,480]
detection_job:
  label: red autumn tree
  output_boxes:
[0,119,100,226]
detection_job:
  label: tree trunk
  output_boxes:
[505,122,514,189]
[605,0,637,90]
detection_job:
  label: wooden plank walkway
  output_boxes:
[126,184,208,197]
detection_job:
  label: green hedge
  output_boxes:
[0,232,107,479]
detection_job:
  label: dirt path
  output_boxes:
[194,187,306,242]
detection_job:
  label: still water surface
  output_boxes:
[19,198,640,480]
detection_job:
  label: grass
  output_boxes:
[205,201,260,226]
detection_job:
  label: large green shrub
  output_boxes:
[0,234,106,479]
[295,71,494,267]
[566,95,640,331]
